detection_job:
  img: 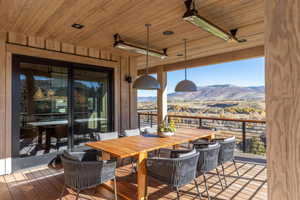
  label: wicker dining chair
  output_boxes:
[215,136,239,186]
[195,143,222,200]
[123,128,141,137]
[60,151,117,200]
[93,131,119,141]
[123,129,141,172]
[146,150,201,200]
[143,127,157,134]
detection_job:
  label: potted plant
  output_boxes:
[158,120,176,137]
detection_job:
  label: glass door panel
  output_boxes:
[13,55,114,171]
[19,63,69,157]
[72,69,111,147]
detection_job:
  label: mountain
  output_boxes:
[138,96,157,102]
[138,84,265,102]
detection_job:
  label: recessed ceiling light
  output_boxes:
[163,30,174,36]
[71,23,84,29]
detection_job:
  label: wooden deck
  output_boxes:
[0,161,266,200]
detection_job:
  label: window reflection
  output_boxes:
[19,63,112,157]
[20,64,68,157]
[73,69,110,147]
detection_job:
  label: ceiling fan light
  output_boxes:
[133,75,160,90]
[175,79,197,92]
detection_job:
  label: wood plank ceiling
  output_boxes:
[0,0,264,69]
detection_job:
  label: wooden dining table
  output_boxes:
[86,128,215,200]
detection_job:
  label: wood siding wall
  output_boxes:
[266,1,300,199]
[0,32,138,175]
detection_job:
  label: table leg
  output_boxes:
[102,151,111,160]
[37,127,44,145]
[207,133,215,141]
[137,151,148,200]
[173,144,181,149]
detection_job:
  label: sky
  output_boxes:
[138,57,265,97]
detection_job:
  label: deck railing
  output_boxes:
[138,112,266,154]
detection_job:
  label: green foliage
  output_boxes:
[250,136,266,155]
[159,120,177,133]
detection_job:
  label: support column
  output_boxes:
[266,1,300,199]
[157,69,167,126]
[0,32,11,175]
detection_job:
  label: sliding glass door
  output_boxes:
[72,68,111,147]
[12,55,113,171]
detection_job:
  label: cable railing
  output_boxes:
[138,112,266,155]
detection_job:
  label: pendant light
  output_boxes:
[34,87,45,99]
[175,39,197,92]
[133,24,160,90]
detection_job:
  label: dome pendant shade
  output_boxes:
[133,74,160,90]
[175,39,197,92]
[132,24,160,90]
[175,79,197,92]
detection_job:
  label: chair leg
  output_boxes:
[59,184,66,200]
[75,189,80,200]
[131,158,136,173]
[113,177,118,200]
[144,175,148,199]
[203,173,211,200]
[194,179,202,200]
[216,168,224,190]
[221,163,228,186]
[175,187,180,200]
[233,160,240,177]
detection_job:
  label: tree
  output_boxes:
[250,136,266,155]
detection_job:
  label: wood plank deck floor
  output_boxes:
[0,161,267,200]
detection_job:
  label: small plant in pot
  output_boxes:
[158,120,176,137]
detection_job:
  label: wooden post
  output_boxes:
[0,32,9,175]
[266,1,300,199]
[157,69,167,127]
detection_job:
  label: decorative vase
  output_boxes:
[158,131,175,138]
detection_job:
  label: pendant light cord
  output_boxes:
[145,24,151,74]
[184,39,187,80]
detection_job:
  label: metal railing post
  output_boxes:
[138,112,266,154]
[198,118,202,128]
[138,113,141,129]
[242,122,246,152]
